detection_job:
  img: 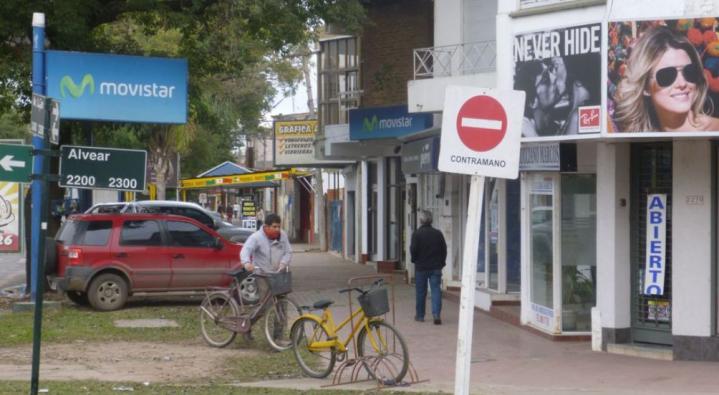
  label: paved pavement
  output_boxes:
[254,250,719,395]
[0,251,25,293]
[7,244,719,394]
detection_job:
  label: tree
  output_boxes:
[0,1,367,196]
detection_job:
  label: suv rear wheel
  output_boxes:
[88,273,128,311]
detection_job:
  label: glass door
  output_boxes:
[528,173,558,332]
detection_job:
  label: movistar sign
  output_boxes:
[350,105,432,140]
[46,50,187,123]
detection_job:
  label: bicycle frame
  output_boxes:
[300,305,383,354]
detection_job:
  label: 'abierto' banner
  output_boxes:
[644,194,666,295]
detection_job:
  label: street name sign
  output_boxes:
[30,94,60,145]
[59,145,147,192]
[438,86,525,179]
[0,144,33,182]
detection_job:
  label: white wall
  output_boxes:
[672,140,713,337]
[435,0,462,46]
[595,142,630,329]
[463,0,496,43]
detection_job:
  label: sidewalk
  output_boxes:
[249,250,719,395]
[0,251,25,292]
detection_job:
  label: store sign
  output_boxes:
[349,105,432,140]
[0,182,21,252]
[241,200,257,229]
[401,137,438,174]
[438,86,525,179]
[520,142,577,171]
[643,194,666,295]
[46,50,188,123]
[531,303,555,331]
[513,23,601,138]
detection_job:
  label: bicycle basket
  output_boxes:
[358,287,389,317]
[267,271,292,295]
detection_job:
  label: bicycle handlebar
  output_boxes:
[338,278,385,295]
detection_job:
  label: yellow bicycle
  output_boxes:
[290,279,409,383]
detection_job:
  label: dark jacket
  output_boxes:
[410,224,447,272]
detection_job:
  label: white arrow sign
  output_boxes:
[0,155,26,172]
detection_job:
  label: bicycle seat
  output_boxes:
[312,299,334,310]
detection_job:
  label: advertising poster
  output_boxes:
[241,200,257,229]
[513,23,602,138]
[0,182,21,252]
[608,18,719,135]
[274,120,318,166]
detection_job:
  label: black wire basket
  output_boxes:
[358,287,389,317]
[267,271,292,295]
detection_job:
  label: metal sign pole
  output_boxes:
[29,12,46,395]
[453,175,485,395]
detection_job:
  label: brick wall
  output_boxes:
[360,0,433,108]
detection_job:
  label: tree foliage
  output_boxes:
[0,0,366,182]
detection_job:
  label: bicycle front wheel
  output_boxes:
[200,292,239,347]
[264,296,302,351]
[356,320,410,384]
[291,317,336,378]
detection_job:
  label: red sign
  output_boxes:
[455,95,507,152]
[578,106,600,133]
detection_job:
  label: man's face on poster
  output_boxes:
[534,57,568,109]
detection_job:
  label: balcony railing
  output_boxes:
[413,41,496,79]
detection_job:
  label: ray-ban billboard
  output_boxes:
[46,50,188,124]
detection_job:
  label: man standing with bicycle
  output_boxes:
[240,213,293,341]
[241,213,292,274]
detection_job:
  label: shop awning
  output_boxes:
[180,168,311,190]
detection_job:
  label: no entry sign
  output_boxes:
[438,86,525,179]
[456,95,507,152]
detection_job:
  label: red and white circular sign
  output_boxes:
[455,95,507,152]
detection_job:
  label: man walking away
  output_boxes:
[410,210,447,325]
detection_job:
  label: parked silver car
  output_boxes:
[85,200,255,243]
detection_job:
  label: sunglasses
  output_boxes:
[654,63,701,88]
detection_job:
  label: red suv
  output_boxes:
[49,213,243,311]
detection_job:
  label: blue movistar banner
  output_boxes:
[349,105,432,140]
[46,50,187,124]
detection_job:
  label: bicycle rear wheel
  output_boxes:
[291,317,336,378]
[264,296,302,351]
[200,292,239,347]
[356,320,409,384]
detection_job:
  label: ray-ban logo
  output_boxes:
[60,74,95,98]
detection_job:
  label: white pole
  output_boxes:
[454,175,485,395]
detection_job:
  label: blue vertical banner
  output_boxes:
[643,193,666,295]
[46,50,188,123]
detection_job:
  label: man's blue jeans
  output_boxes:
[415,269,442,319]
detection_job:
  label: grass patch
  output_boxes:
[0,298,203,347]
[0,381,431,394]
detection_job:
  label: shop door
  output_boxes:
[330,200,343,252]
[630,143,673,345]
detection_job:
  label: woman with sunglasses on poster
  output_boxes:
[614,25,719,132]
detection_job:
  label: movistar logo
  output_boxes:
[60,74,95,98]
[362,115,412,132]
[363,116,379,132]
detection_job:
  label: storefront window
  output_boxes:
[506,179,521,293]
[488,180,499,290]
[560,174,596,332]
[530,175,554,309]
